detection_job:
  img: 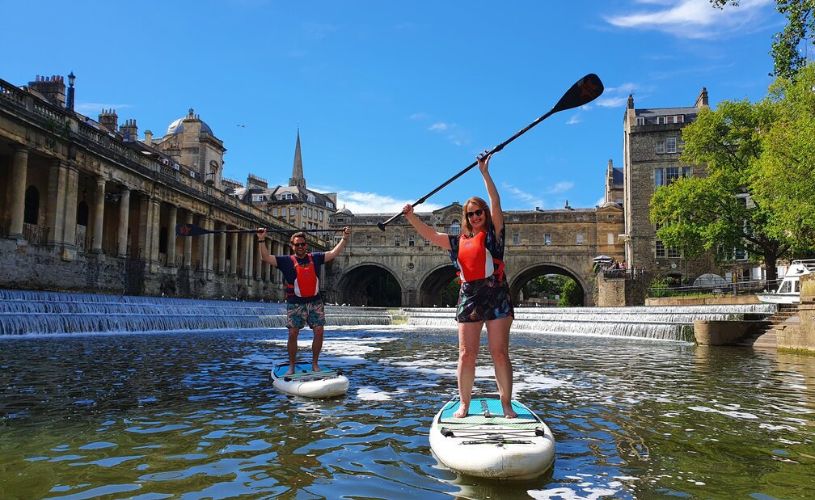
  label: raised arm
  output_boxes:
[478,152,503,235]
[402,204,452,250]
[256,228,278,267]
[324,226,350,262]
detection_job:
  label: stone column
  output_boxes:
[245,233,254,278]
[150,199,161,263]
[218,224,227,274]
[61,165,79,260]
[117,188,130,257]
[206,218,215,274]
[91,177,105,253]
[230,231,238,275]
[183,213,193,268]
[8,147,29,239]
[46,161,68,247]
[166,205,177,266]
[263,240,271,282]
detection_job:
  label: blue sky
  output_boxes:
[3,0,783,214]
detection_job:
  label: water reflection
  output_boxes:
[0,327,814,498]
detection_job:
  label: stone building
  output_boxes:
[622,88,714,282]
[0,73,321,300]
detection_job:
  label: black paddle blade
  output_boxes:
[551,74,604,114]
[175,223,208,237]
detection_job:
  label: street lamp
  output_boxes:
[66,71,76,112]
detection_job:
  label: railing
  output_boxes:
[22,223,49,246]
[648,278,771,298]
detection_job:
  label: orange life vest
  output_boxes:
[290,254,319,298]
[456,231,505,283]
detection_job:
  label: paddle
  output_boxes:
[175,223,341,237]
[377,73,604,231]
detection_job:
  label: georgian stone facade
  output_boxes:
[0,74,325,300]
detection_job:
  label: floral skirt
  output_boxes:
[456,275,514,323]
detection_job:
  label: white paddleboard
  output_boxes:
[429,396,555,480]
[271,361,349,398]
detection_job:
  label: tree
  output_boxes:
[751,62,815,253]
[650,100,791,283]
[710,0,815,79]
[558,278,583,307]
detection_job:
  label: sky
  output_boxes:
[2,0,784,214]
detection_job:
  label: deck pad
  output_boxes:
[272,362,337,380]
[439,397,540,427]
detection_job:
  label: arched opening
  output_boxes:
[336,264,402,306]
[510,264,588,307]
[419,265,459,307]
[76,201,89,226]
[23,186,39,224]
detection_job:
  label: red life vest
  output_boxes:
[456,231,505,283]
[290,254,319,298]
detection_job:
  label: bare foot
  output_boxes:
[453,403,469,418]
[502,405,517,419]
[312,363,321,373]
[285,368,295,376]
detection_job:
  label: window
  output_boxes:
[281,208,287,217]
[608,232,615,245]
[576,233,584,245]
[449,220,461,236]
[273,208,279,216]
[318,211,323,221]
[308,208,313,218]
[656,240,680,258]
[409,235,415,247]
[366,235,371,247]
[283,193,293,200]
[512,232,520,245]
[657,116,667,125]
[307,194,316,203]
[327,202,334,209]
[395,235,401,247]
[666,137,677,153]
[655,165,691,186]
[544,233,552,246]
[636,117,646,126]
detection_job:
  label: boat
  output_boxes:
[757,259,815,304]
[271,361,349,398]
[429,396,555,480]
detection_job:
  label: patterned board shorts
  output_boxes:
[286,300,326,329]
[456,275,514,323]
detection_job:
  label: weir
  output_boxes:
[0,289,392,335]
[402,304,777,342]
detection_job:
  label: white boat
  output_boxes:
[757,259,815,304]
[429,396,555,480]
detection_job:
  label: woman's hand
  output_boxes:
[256,227,267,241]
[477,150,491,173]
[402,204,414,217]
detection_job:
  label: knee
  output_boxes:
[489,345,510,364]
[312,328,324,338]
[459,347,478,365]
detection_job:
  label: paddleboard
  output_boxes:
[429,396,555,480]
[271,361,349,398]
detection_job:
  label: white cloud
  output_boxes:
[566,115,581,125]
[596,96,629,108]
[502,183,544,209]
[546,181,575,195]
[333,189,443,214]
[428,122,449,132]
[605,0,774,39]
[410,112,470,146]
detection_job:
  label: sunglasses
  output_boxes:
[466,208,484,218]
[293,242,307,247]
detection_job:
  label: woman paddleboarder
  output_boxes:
[403,151,515,418]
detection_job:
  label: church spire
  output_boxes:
[289,129,306,188]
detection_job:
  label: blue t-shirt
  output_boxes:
[274,252,326,304]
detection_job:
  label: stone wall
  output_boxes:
[778,274,815,353]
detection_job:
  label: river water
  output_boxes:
[1,326,814,499]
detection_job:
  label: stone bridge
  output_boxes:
[324,203,624,307]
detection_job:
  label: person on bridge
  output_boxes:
[256,227,351,375]
[402,151,516,418]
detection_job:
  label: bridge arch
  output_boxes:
[417,263,458,307]
[509,262,591,306]
[333,262,404,306]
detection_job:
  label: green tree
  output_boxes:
[650,100,791,283]
[558,278,583,307]
[752,62,815,252]
[710,0,815,79]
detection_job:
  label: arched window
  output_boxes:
[449,219,461,236]
[77,201,89,226]
[24,186,39,224]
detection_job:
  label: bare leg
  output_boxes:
[311,325,324,372]
[286,327,300,375]
[486,316,516,418]
[455,321,483,418]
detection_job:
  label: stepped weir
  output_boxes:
[0,289,777,341]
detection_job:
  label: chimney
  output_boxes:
[144,130,153,146]
[98,109,118,133]
[120,119,138,142]
[627,94,634,109]
[28,75,66,107]
[695,87,709,108]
